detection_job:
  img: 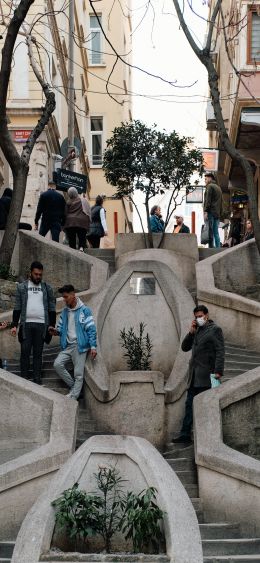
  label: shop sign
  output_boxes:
[54,168,87,194]
[202,149,219,171]
[13,130,31,142]
[186,186,204,203]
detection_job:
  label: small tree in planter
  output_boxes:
[120,323,153,370]
[52,465,165,555]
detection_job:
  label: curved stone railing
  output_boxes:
[0,369,77,540]
[84,259,195,445]
[193,368,260,536]
[12,435,203,563]
[196,239,260,349]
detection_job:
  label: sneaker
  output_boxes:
[172,435,192,445]
[79,247,84,252]
[66,393,77,400]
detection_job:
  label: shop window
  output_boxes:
[247,8,260,64]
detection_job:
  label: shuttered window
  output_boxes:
[248,10,260,63]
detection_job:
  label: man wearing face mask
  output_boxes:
[173,305,224,444]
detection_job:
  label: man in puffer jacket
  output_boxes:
[49,284,97,399]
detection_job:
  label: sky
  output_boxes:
[130,0,210,233]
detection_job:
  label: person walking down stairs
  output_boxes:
[49,284,97,400]
[87,195,108,249]
[173,305,225,445]
[10,261,56,385]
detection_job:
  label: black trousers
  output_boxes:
[20,323,45,383]
[87,234,101,248]
[181,385,209,438]
[39,220,61,242]
[66,227,87,249]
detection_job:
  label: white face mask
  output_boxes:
[196,316,207,327]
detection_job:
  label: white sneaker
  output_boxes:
[79,247,84,252]
[66,392,77,400]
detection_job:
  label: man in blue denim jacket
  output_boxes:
[49,284,97,400]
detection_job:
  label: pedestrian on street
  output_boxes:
[243,219,254,242]
[173,215,190,234]
[11,261,56,384]
[64,187,91,251]
[203,173,223,248]
[87,195,108,248]
[49,285,97,400]
[0,320,9,369]
[150,205,164,233]
[0,188,32,230]
[173,305,225,444]
[35,180,65,242]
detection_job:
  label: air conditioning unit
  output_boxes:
[206,100,217,131]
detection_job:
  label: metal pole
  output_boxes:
[191,211,196,234]
[68,0,75,171]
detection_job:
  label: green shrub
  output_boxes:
[0,264,16,281]
[121,487,164,553]
[120,322,153,370]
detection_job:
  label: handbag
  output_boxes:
[210,374,221,388]
[201,220,213,245]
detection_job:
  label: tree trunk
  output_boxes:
[0,166,28,265]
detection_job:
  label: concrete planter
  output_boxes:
[11,436,203,563]
[41,553,169,562]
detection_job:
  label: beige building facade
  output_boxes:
[207,0,260,232]
[0,0,132,243]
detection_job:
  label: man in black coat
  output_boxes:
[173,305,225,444]
[173,215,190,234]
[35,180,65,242]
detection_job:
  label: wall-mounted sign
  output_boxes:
[130,276,156,295]
[13,130,32,143]
[202,149,219,171]
[54,168,87,194]
[186,187,204,204]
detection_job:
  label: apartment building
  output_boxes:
[87,0,133,242]
[0,0,133,242]
[207,0,260,228]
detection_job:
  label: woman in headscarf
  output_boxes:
[64,187,91,251]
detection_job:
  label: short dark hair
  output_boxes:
[193,305,208,315]
[30,261,43,271]
[205,172,215,180]
[3,187,13,198]
[150,205,159,216]
[58,284,75,294]
[96,195,103,206]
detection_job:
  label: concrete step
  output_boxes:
[0,559,12,563]
[164,444,194,459]
[166,457,195,471]
[224,369,247,377]
[202,538,260,556]
[225,343,260,354]
[0,542,15,558]
[225,351,260,362]
[225,360,260,370]
[175,470,197,485]
[184,483,198,497]
[200,523,240,540]
[203,557,260,562]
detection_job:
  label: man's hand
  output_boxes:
[48,326,58,336]
[104,231,108,237]
[204,212,208,221]
[214,373,221,379]
[90,348,97,360]
[0,321,8,330]
[11,327,17,337]
[34,223,38,231]
[190,320,197,335]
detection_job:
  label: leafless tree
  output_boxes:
[0,0,55,266]
[172,0,260,253]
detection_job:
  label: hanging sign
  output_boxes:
[202,149,219,171]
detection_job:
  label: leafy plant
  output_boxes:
[94,465,126,552]
[0,264,16,281]
[121,487,164,553]
[52,467,165,554]
[120,322,153,371]
[52,483,102,549]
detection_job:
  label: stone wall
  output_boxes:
[0,280,17,312]
[213,241,260,294]
[222,392,260,460]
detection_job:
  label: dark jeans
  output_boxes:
[208,212,220,248]
[87,234,101,248]
[39,220,61,242]
[66,227,87,249]
[20,323,45,383]
[181,385,209,438]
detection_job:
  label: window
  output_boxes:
[90,116,103,166]
[89,14,102,65]
[247,9,260,63]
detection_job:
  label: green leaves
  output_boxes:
[120,323,153,371]
[52,468,165,554]
[102,119,203,202]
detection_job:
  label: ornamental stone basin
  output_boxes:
[84,258,195,446]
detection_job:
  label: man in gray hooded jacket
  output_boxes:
[173,305,225,444]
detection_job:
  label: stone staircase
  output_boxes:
[164,443,260,562]
[0,541,15,563]
[223,342,260,383]
[84,248,116,276]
